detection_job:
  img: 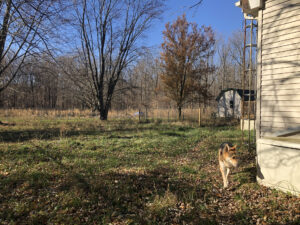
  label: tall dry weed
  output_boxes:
[0,107,216,123]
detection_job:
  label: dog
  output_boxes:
[218,142,239,188]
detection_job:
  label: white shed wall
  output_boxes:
[217,90,242,118]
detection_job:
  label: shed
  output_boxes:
[216,88,255,118]
[236,0,300,195]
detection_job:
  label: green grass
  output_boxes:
[0,117,299,224]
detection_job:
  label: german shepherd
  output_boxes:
[218,142,239,188]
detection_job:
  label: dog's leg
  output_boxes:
[225,168,230,187]
[219,162,228,188]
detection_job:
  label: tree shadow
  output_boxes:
[160,131,185,137]
[0,162,212,223]
[0,126,158,142]
[0,143,218,223]
[1,143,299,224]
[242,166,257,183]
[0,121,15,126]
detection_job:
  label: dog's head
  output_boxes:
[224,144,239,168]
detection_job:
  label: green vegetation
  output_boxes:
[0,117,299,224]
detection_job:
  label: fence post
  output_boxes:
[198,107,201,127]
[138,109,141,122]
[146,107,148,120]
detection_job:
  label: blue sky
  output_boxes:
[143,0,244,48]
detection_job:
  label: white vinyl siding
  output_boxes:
[259,0,300,137]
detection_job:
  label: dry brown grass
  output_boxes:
[0,108,93,118]
[109,107,216,122]
[0,107,216,122]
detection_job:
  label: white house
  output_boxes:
[236,0,300,195]
[216,88,255,118]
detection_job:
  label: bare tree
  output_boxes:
[128,50,158,116]
[190,0,203,8]
[228,30,246,87]
[217,38,231,90]
[229,30,244,68]
[190,52,215,108]
[75,0,164,120]
[0,0,64,94]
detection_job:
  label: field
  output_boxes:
[0,113,299,224]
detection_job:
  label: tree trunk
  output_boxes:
[178,106,182,121]
[0,0,12,59]
[99,107,108,120]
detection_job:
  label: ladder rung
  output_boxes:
[246,24,258,28]
[246,44,257,48]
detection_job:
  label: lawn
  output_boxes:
[0,117,299,224]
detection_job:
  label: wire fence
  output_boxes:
[0,108,240,127]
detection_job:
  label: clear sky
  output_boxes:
[142,0,244,48]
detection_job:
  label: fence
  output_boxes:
[0,107,239,127]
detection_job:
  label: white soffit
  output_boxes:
[235,0,263,17]
[248,0,262,10]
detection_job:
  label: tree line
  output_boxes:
[0,0,249,120]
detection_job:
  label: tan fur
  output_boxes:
[218,144,239,188]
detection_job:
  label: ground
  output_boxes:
[0,116,299,224]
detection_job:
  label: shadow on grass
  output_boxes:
[241,166,257,183]
[0,143,262,224]
[0,126,158,142]
[1,143,299,224]
[234,149,257,187]
[0,121,16,126]
[160,131,185,137]
[0,143,217,223]
[203,118,240,127]
[0,163,214,224]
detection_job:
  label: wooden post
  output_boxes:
[138,109,141,122]
[248,19,254,152]
[242,19,246,142]
[198,107,201,127]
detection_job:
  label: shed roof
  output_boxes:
[216,88,256,102]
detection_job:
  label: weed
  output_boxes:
[180,166,198,174]
[147,187,177,218]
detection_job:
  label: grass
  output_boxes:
[0,115,299,224]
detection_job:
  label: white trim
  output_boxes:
[256,9,262,140]
[257,178,300,196]
[257,138,300,150]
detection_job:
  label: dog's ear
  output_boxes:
[225,144,230,152]
[229,145,237,152]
